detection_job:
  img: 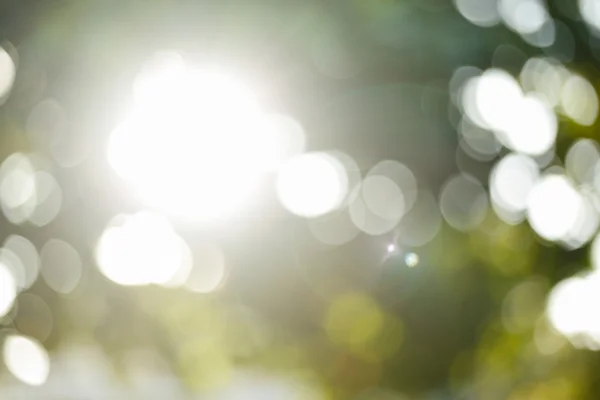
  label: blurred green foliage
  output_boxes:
[2,0,600,399]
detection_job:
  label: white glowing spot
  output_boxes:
[96,211,190,286]
[470,69,523,131]
[561,74,599,126]
[499,0,549,35]
[440,174,488,232]
[108,53,273,221]
[566,139,600,184]
[3,335,49,386]
[547,271,600,349]
[465,68,558,156]
[387,244,397,253]
[527,175,582,241]
[184,242,226,293]
[502,95,557,156]
[41,239,82,294]
[277,152,348,218]
[0,263,16,317]
[580,0,600,32]
[454,0,500,27]
[0,46,16,104]
[490,153,539,224]
[0,153,37,224]
[3,235,39,290]
[405,252,419,268]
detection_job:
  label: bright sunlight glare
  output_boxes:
[108,52,303,221]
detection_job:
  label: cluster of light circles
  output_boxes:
[547,269,600,351]
[0,153,62,227]
[487,140,600,249]
[548,195,600,347]
[0,236,51,387]
[296,157,430,250]
[455,0,556,48]
[460,68,558,156]
[95,211,226,291]
[450,58,600,349]
[452,57,600,248]
[104,51,431,285]
[457,58,598,159]
[0,45,16,105]
[0,235,40,318]
[103,52,315,287]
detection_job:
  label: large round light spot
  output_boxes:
[490,153,539,224]
[502,95,557,156]
[3,335,49,386]
[527,174,582,241]
[96,211,191,286]
[277,152,348,218]
[547,271,600,349]
[470,69,523,131]
[0,46,16,104]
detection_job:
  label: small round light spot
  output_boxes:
[405,253,419,268]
